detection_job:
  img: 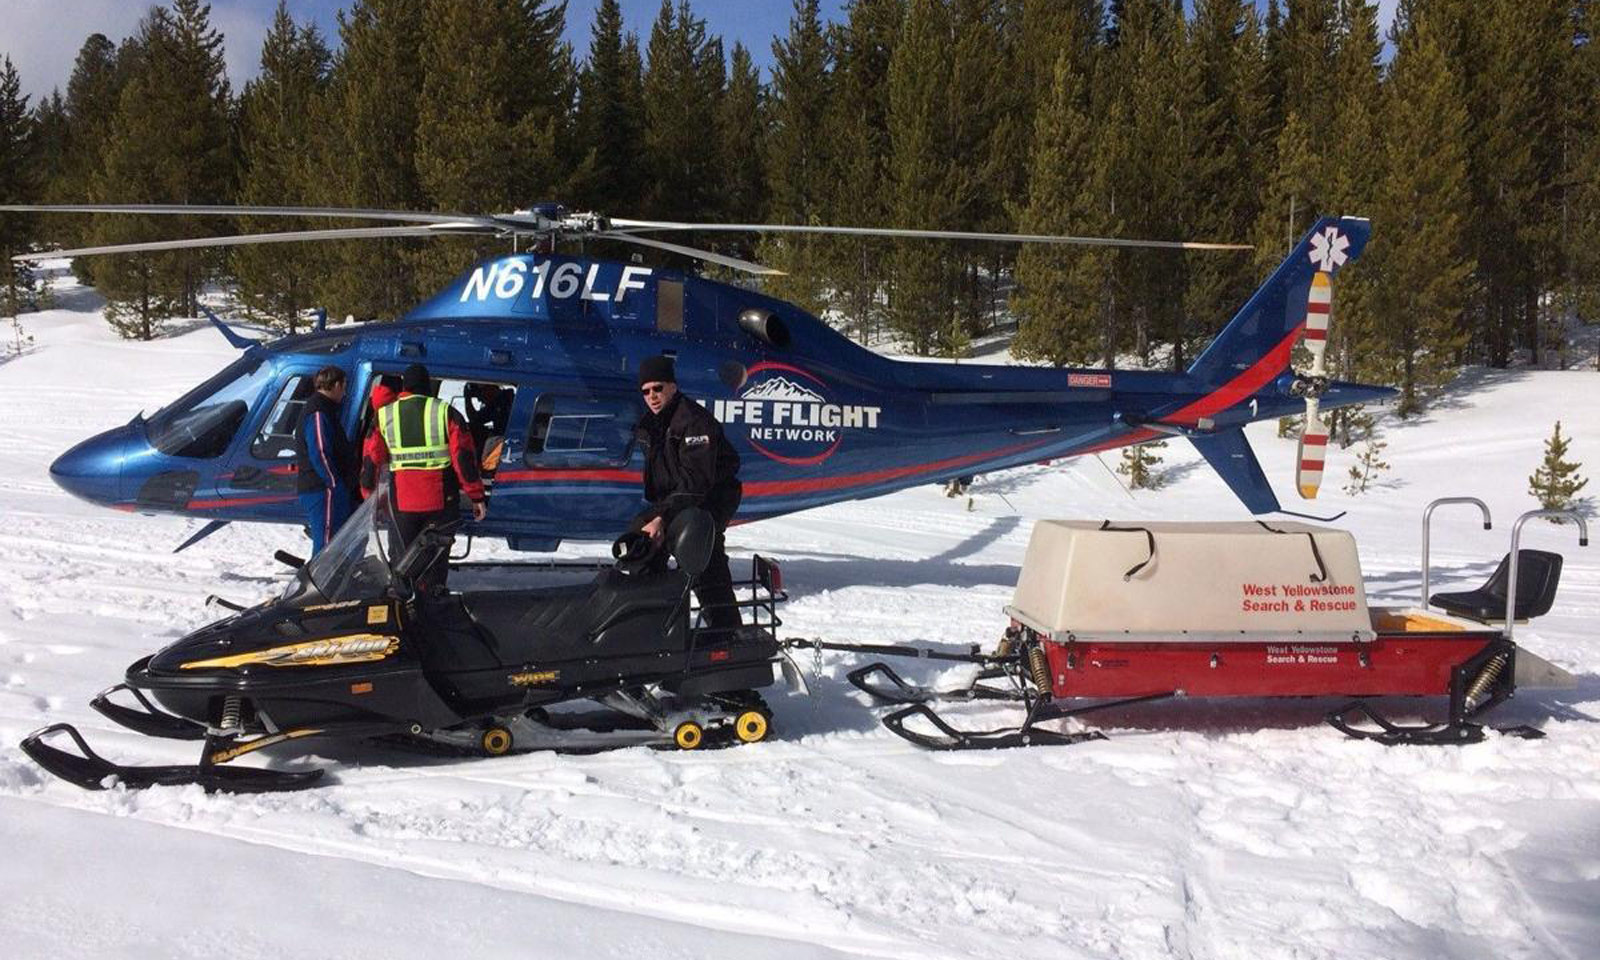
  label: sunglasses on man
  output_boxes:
[641,383,669,396]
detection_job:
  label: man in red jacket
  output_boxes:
[361,363,487,589]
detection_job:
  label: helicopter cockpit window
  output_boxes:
[147,354,274,459]
[525,394,640,469]
[250,374,314,460]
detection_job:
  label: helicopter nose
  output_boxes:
[50,423,135,506]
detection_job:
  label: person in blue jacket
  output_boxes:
[294,366,356,554]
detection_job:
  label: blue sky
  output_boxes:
[7,0,1393,102]
[6,0,850,100]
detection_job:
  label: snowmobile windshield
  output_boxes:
[146,353,272,459]
[297,486,397,603]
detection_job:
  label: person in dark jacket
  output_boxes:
[361,363,487,590]
[634,354,743,634]
[294,366,356,555]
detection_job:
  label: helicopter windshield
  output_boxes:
[296,484,398,603]
[146,353,275,459]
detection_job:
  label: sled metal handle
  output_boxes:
[1504,510,1588,641]
[1421,497,1492,612]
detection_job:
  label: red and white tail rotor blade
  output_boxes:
[1296,272,1334,499]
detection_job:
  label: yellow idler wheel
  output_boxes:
[733,710,770,745]
[673,721,705,751]
[481,726,514,756]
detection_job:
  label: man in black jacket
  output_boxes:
[635,354,743,634]
[294,366,357,555]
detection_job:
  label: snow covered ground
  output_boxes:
[1,278,1597,960]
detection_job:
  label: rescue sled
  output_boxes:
[798,498,1586,750]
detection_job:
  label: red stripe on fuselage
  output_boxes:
[1161,324,1305,426]
[495,469,643,484]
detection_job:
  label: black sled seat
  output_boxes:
[1429,549,1563,623]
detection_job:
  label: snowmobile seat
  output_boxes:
[456,567,690,665]
[1429,549,1563,623]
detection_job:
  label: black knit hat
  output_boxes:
[638,354,676,386]
[401,363,431,394]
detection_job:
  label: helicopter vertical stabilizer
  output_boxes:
[1184,216,1370,388]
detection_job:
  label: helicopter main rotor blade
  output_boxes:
[597,231,786,276]
[0,203,493,226]
[607,219,1252,251]
[10,224,492,261]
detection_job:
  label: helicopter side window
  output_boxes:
[524,395,640,469]
[656,279,684,333]
[146,354,275,459]
[250,374,314,460]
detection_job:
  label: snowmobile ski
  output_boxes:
[20,723,328,793]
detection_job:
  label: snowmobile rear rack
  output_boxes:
[20,723,330,793]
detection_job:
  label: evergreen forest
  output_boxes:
[2,0,1599,419]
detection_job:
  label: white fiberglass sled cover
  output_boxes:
[1007,520,1374,642]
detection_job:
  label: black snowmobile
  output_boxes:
[21,486,794,793]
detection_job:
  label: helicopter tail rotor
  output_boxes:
[1294,271,1333,499]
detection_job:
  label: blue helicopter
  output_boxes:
[7,203,1390,551]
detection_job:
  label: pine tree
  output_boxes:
[0,57,41,321]
[886,0,959,355]
[1182,0,1264,352]
[574,0,646,213]
[1118,439,1167,489]
[1280,0,1337,134]
[1012,46,1118,366]
[1340,407,1389,494]
[1110,0,1187,366]
[90,2,234,339]
[717,43,766,226]
[51,34,130,271]
[762,0,833,313]
[1563,0,1600,341]
[414,0,572,293]
[1320,0,1383,387]
[1442,0,1569,367]
[310,0,427,321]
[1528,421,1588,516]
[233,1,331,332]
[818,0,901,343]
[1369,5,1472,414]
[642,1,723,224]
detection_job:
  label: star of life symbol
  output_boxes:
[1307,227,1349,272]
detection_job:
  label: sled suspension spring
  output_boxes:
[218,696,243,732]
[1463,653,1508,712]
[1027,645,1052,693]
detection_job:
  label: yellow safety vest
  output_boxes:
[379,395,450,471]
